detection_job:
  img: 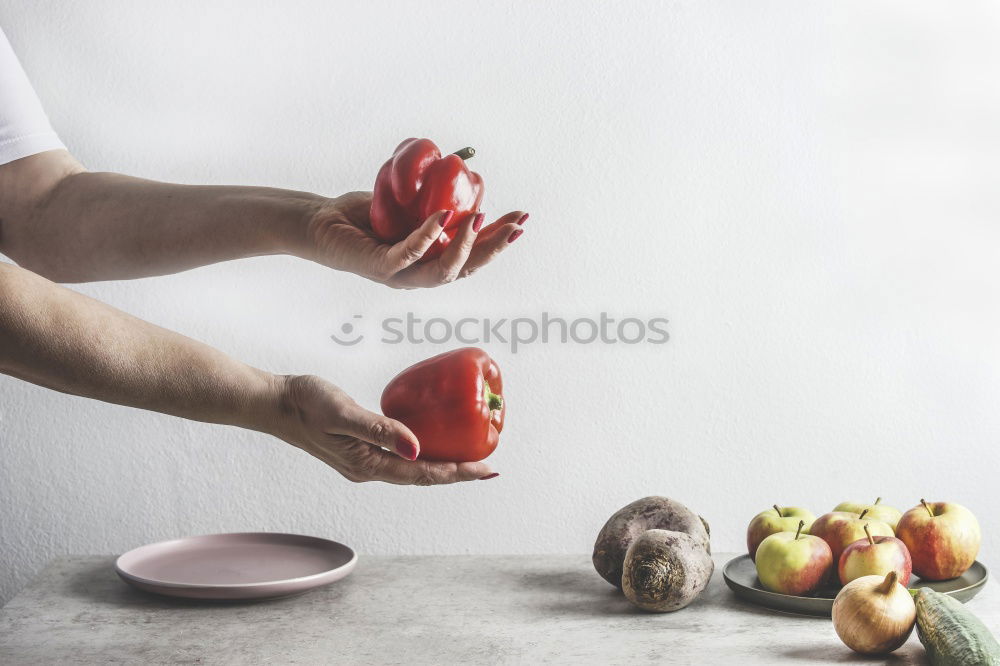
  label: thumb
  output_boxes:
[335,402,420,461]
[383,209,454,271]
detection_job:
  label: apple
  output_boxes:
[896,499,980,581]
[834,498,903,531]
[810,510,894,564]
[755,520,833,595]
[839,524,913,586]
[747,505,816,562]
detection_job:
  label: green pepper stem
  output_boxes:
[453,147,476,160]
[483,379,503,411]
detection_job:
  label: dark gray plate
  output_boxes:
[723,554,989,617]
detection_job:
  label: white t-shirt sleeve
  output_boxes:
[0,27,65,165]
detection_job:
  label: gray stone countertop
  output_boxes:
[1,553,996,664]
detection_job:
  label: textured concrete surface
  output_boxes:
[2,553,997,665]
[3,1,1000,608]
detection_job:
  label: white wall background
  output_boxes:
[2,1,999,605]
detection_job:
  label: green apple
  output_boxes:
[838,524,913,586]
[810,510,894,564]
[834,498,903,530]
[755,520,833,595]
[747,505,816,562]
[896,499,980,581]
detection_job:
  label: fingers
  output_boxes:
[353,447,496,486]
[459,211,527,279]
[312,438,498,485]
[383,209,454,273]
[434,211,484,283]
[333,402,420,461]
[475,210,528,242]
[387,211,527,288]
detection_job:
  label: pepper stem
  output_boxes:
[483,379,503,411]
[453,147,476,160]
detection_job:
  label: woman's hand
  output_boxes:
[305,191,527,289]
[273,374,498,485]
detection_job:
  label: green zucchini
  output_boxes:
[915,588,1000,665]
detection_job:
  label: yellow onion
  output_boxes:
[832,571,916,654]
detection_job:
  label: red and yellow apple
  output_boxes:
[810,511,894,564]
[747,505,816,562]
[896,500,980,581]
[755,520,833,596]
[834,498,902,531]
[839,524,912,586]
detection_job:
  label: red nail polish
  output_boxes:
[507,229,523,244]
[478,473,500,480]
[516,213,529,226]
[472,213,485,233]
[397,439,418,461]
[439,211,454,228]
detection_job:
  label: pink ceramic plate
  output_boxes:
[115,532,357,600]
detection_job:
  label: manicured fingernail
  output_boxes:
[478,473,499,480]
[472,213,485,233]
[516,213,529,226]
[507,229,523,244]
[439,211,454,228]
[396,438,418,461]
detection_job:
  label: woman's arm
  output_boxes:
[0,150,320,281]
[0,150,526,286]
[0,260,495,484]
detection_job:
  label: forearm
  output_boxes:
[0,261,284,432]
[2,158,321,282]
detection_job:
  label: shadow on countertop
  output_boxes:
[778,644,913,663]
[511,564,832,621]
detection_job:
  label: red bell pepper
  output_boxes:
[380,347,504,462]
[370,138,485,262]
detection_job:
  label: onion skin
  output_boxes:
[832,572,916,655]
